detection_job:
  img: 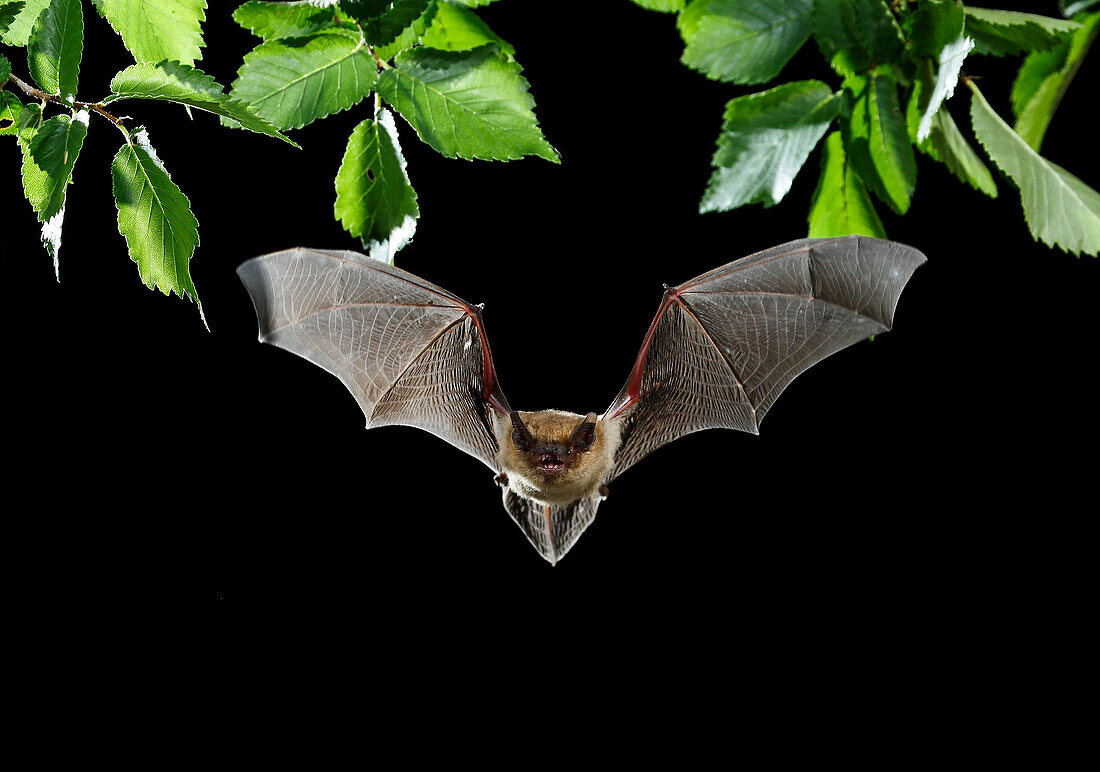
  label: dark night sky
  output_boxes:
[3,2,1094,635]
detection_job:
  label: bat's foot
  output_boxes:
[494,472,509,488]
[598,484,610,501]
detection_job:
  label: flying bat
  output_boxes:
[237,236,925,564]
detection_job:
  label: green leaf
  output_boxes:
[968,80,1100,255]
[27,0,82,98]
[916,34,973,142]
[812,0,904,77]
[0,0,47,46]
[964,7,1079,57]
[920,107,997,198]
[1060,0,1099,16]
[111,129,204,316]
[0,89,22,135]
[228,29,378,130]
[808,131,885,238]
[105,60,297,146]
[377,44,558,163]
[1012,11,1099,151]
[233,0,343,40]
[1,1,25,37]
[0,50,9,82]
[334,107,419,262]
[908,0,965,58]
[19,110,86,274]
[90,0,207,66]
[842,70,916,214]
[699,80,838,213]
[629,0,686,10]
[682,0,812,84]
[450,0,500,6]
[421,1,514,57]
[20,111,86,220]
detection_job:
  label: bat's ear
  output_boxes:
[510,411,535,452]
[570,413,598,452]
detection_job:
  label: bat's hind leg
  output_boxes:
[598,484,610,501]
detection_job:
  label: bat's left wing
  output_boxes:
[238,247,511,470]
[604,236,925,480]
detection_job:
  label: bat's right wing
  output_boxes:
[604,236,925,480]
[238,247,511,471]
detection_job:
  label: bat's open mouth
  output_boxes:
[538,453,564,473]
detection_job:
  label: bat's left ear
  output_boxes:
[570,413,598,452]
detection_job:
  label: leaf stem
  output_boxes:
[6,72,126,128]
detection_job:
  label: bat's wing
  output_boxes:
[238,247,511,471]
[502,489,603,565]
[604,236,925,480]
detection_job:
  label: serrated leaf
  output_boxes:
[27,0,82,98]
[0,0,47,46]
[334,108,419,262]
[90,0,207,66]
[1012,11,1099,151]
[915,98,997,198]
[908,0,965,58]
[421,1,513,57]
[105,60,297,146]
[843,70,916,214]
[0,1,25,37]
[346,0,430,48]
[20,111,86,220]
[700,80,838,213]
[812,0,905,77]
[0,51,9,82]
[373,0,437,59]
[968,81,1100,255]
[233,0,343,40]
[228,29,378,130]
[378,44,558,163]
[682,0,812,84]
[629,0,685,11]
[678,0,707,42]
[916,34,973,142]
[111,128,204,315]
[808,131,885,238]
[964,7,1079,57]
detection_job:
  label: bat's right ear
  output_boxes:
[570,413,598,452]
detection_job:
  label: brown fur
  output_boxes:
[493,409,621,506]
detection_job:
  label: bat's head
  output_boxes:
[497,410,618,505]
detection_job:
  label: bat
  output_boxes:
[237,236,925,564]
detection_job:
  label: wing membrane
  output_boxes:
[238,247,509,470]
[606,236,925,480]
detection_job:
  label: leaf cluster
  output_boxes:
[224,0,557,263]
[2,0,555,321]
[1,0,295,321]
[631,0,1100,256]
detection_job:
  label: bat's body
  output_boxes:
[238,236,925,564]
[492,409,620,506]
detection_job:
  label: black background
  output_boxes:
[3,0,1094,645]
